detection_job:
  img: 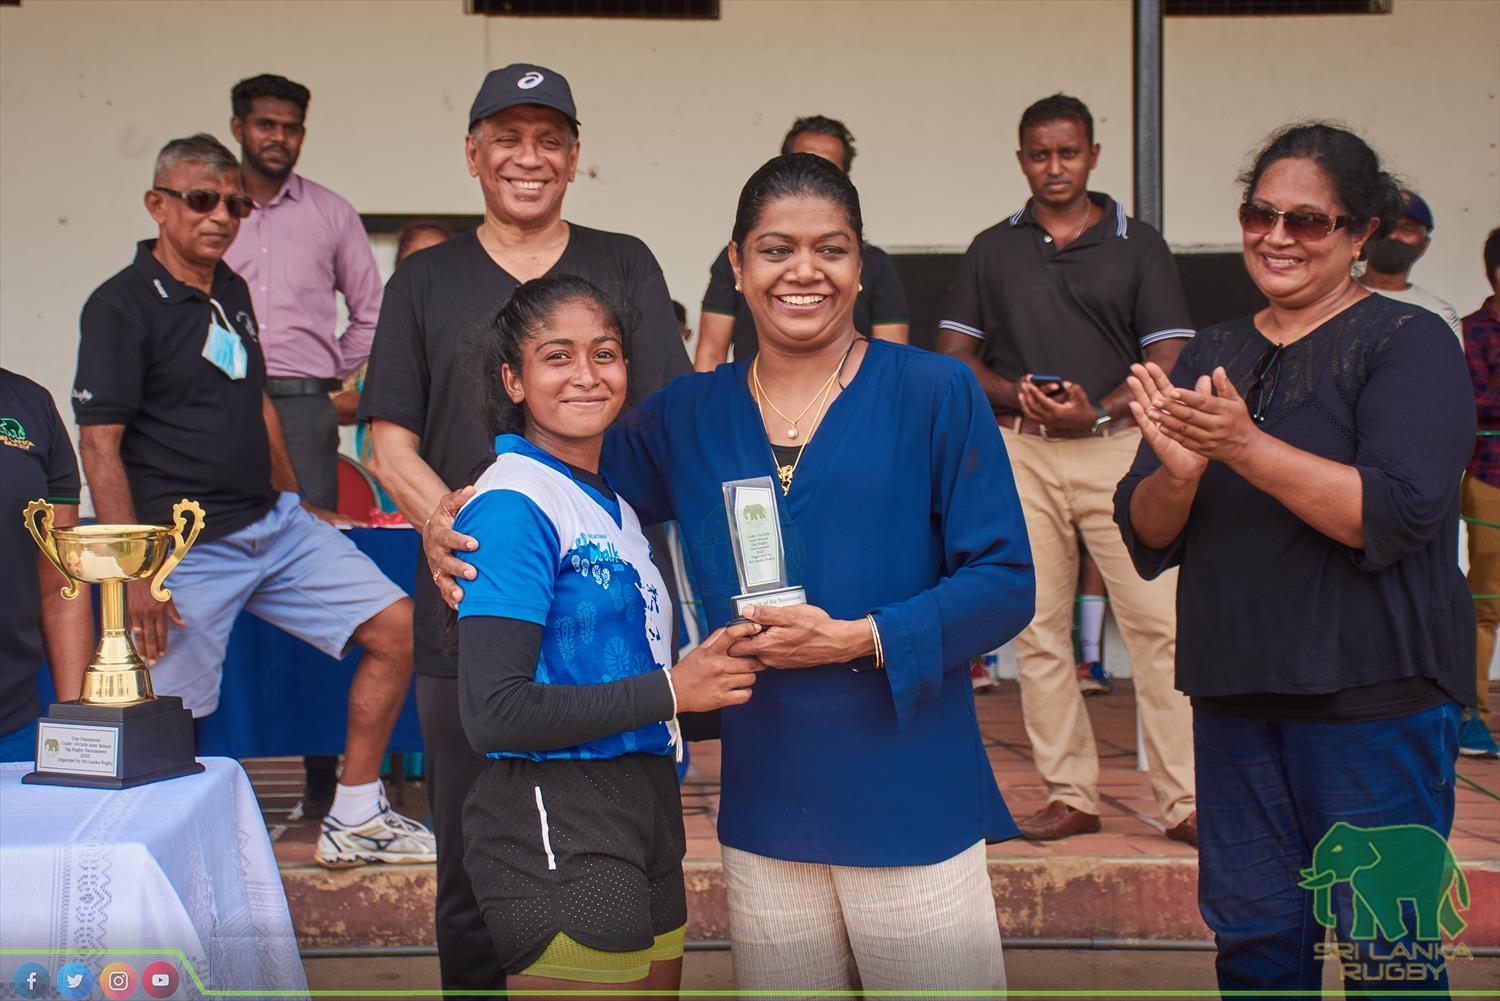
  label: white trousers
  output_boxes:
[722,840,1006,997]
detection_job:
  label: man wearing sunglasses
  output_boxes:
[937,93,1198,846]
[1356,188,1463,344]
[72,133,435,870]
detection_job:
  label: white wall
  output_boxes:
[4,0,1495,409]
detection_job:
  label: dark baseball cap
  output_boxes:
[468,64,579,130]
[1399,189,1434,231]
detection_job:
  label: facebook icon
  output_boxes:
[11,962,50,997]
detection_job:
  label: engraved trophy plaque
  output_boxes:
[723,476,806,620]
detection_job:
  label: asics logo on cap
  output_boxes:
[518,71,544,90]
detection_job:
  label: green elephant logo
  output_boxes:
[43,737,60,754]
[1299,822,1469,942]
[743,503,768,522]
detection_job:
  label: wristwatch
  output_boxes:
[1090,406,1113,436]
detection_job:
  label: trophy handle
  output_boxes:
[23,499,80,600]
[150,499,206,603]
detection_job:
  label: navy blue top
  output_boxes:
[603,340,1034,866]
[1114,295,1476,708]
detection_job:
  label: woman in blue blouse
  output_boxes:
[451,275,760,992]
[433,155,1035,991]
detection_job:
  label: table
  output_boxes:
[0,758,308,998]
[35,526,424,760]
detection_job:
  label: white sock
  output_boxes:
[1078,596,1106,664]
[330,779,383,824]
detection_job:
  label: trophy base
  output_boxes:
[730,585,808,622]
[23,696,204,790]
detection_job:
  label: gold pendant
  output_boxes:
[777,464,794,494]
[787,426,798,440]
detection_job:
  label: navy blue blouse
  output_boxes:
[602,340,1034,866]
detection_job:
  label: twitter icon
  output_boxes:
[56,962,92,999]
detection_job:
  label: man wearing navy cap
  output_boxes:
[359,64,688,996]
[1359,188,1463,342]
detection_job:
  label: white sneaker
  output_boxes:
[316,794,437,868]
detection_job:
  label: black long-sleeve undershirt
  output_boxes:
[457,615,676,755]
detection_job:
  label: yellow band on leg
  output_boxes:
[521,925,687,984]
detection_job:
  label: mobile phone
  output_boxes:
[1029,374,1067,394]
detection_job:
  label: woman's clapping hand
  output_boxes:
[1129,362,1266,474]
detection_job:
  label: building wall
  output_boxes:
[3,0,1496,678]
[3,0,1495,410]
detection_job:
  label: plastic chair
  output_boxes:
[336,454,379,520]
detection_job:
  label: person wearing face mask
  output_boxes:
[1115,123,1474,994]
[1357,188,1463,343]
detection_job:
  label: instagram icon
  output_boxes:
[100,962,136,999]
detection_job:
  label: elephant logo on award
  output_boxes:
[743,503,767,522]
[1299,822,1470,941]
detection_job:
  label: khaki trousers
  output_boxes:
[1000,425,1195,826]
[722,841,1005,996]
[1464,474,1500,720]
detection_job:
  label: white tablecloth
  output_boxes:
[0,757,307,998]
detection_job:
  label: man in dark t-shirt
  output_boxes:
[0,369,93,762]
[692,114,910,370]
[938,94,1197,846]
[73,133,432,868]
[358,64,690,996]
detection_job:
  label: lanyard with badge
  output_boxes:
[202,297,248,380]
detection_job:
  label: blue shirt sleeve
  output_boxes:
[454,489,560,623]
[872,365,1036,726]
[603,385,676,526]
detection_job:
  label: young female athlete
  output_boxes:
[453,274,759,992]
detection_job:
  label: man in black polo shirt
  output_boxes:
[359,64,690,996]
[939,94,1197,845]
[692,114,910,371]
[72,133,434,868]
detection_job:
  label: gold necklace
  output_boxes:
[754,339,860,494]
[751,355,842,440]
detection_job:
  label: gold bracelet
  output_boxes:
[866,613,885,671]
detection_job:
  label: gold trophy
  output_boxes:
[22,498,207,788]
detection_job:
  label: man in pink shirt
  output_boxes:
[225,74,385,821]
[225,73,383,512]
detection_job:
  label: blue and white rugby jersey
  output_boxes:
[454,434,673,761]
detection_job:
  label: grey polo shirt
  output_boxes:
[940,192,1194,406]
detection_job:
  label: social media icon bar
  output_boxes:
[141,960,181,999]
[55,962,93,1000]
[11,963,50,998]
[99,962,136,999]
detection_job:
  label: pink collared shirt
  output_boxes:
[225,173,382,380]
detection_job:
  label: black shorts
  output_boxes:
[462,752,687,974]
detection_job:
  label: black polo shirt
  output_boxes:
[940,193,1193,405]
[1,368,81,737]
[73,241,277,541]
[701,242,909,363]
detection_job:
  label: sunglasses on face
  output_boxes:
[1238,202,1348,243]
[1245,342,1284,425]
[154,186,254,219]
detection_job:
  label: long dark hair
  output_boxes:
[478,274,631,442]
[731,152,864,249]
[1239,122,1403,244]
